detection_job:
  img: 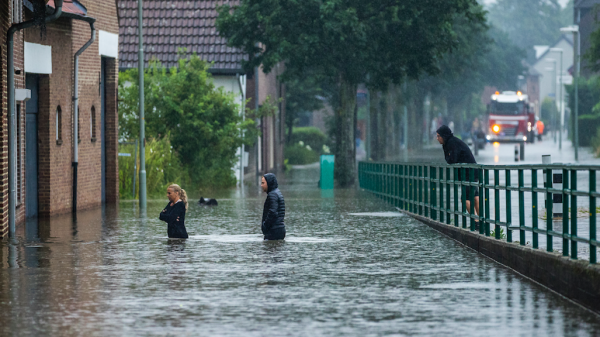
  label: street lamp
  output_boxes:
[546,58,557,144]
[561,25,579,161]
[549,48,564,149]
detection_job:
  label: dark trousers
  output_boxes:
[264,227,286,240]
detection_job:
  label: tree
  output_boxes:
[487,0,572,61]
[217,0,485,186]
[118,55,258,188]
[284,75,324,143]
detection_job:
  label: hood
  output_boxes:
[436,125,454,144]
[264,173,278,192]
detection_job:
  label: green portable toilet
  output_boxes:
[320,155,335,189]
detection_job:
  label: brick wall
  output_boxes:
[0,0,120,236]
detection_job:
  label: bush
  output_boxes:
[592,127,600,157]
[285,144,320,165]
[289,127,328,154]
[119,136,191,199]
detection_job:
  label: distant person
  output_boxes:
[159,184,189,239]
[536,119,544,141]
[436,125,480,218]
[261,173,286,240]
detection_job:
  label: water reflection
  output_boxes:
[0,168,598,335]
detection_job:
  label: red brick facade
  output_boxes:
[0,0,119,237]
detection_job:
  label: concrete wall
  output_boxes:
[408,213,600,314]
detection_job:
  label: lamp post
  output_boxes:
[549,48,564,149]
[545,58,557,143]
[138,0,147,209]
[561,25,579,161]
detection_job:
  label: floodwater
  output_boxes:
[0,167,599,336]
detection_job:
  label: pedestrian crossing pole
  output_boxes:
[138,0,147,210]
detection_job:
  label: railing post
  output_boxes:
[571,169,578,260]
[469,167,475,231]
[440,167,445,223]
[590,169,597,264]
[546,167,553,252]
[494,169,501,239]
[479,167,485,235]
[484,168,490,236]
[446,167,451,225]
[418,166,423,216]
[563,168,569,256]
[506,169,513,243]
[431,166,437,221]
[424,165,429,218]
[454,167,459,227]
[518,169,526,245]
[532,169,539,249]
[461,167,467,229]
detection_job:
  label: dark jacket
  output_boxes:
[159,201,189,238]
[437,125,477,165]
[261,173,285,235]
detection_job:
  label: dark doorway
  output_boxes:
[25,74,39,218]
[101,57,107,203]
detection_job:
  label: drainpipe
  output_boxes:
[8,0,64,237]
[237,74,246,188]
[68,15,96,214]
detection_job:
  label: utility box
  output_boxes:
[320,155,335,189]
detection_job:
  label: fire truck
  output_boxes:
[486,91,535,159]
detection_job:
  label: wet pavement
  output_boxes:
[1,166,600,336]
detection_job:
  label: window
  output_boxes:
[12,0,23,24]
[56,106,62,145]
[91,106,97,142]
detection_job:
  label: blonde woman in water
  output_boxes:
[159,184,189,238]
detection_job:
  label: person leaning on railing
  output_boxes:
[436,125,480,219]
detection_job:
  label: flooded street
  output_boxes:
[1,167,599,336]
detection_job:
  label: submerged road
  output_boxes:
[0,165,599,335]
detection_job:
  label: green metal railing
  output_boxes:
[358,162,599,264]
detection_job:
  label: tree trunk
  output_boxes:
[334,77,357,187]
[369,90,378,161]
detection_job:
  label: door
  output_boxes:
[101,57,106,203]
[25,74,39,217]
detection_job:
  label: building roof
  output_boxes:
[575,0,600,9]
[46,0,87,16]
[117,0,247,72]
[532,35,573,67]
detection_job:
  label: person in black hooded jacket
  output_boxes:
[436,125,480,217]
[261,173,286,240]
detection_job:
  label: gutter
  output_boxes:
[64,13,96,215]
[8,0,64,237]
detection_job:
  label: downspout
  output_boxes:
[67,14,96,214]
[8,0,64,237]
[237,74,245,188]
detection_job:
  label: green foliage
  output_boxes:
[285,144,320,165]
[118,54,259,189]
[565,76,600,146]
[216,0,485,186]
[591,127,600,157]
[540,97,559,125]
[490,227,507,240]
[487,0,572,61]
[285,75,325,143]
[288,127,328,154]
[118,136,191,199]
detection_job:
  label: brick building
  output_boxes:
[0,0,120,237]
[117,0,286,185]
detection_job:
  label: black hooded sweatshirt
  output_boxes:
[437,125,477,165]
[261,173,285,235]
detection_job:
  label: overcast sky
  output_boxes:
[481,0,570,7]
